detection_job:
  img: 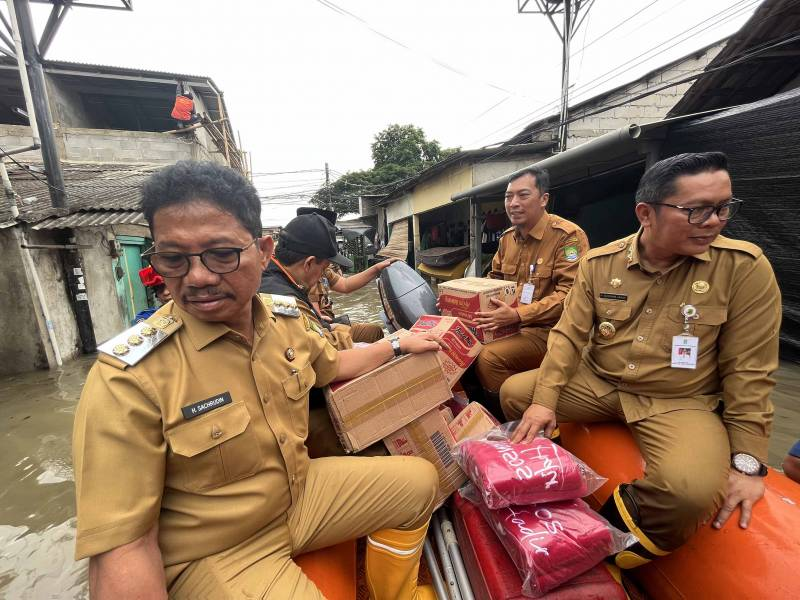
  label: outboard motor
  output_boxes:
[377,261,439,331]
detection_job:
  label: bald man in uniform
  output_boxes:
[501,152,781,568]
[472,166,589,415]
[73,161,441,599]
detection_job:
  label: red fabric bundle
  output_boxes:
[477,497,622,597]
[455,437,604,508]
[171,95,194,121]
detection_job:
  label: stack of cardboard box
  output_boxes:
[437,277,520,343]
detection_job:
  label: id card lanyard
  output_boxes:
[520,262,537,304]
[671,303,699,369]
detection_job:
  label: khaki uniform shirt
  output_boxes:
[489,212,589,328]
[308,266,343,320]
[72,295,339,564]
[535,231,781,462]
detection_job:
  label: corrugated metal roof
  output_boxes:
[32,210,146,230]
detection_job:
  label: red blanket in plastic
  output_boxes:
[458,437,591,508]
[482,499,615,597]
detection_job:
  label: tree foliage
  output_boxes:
[312,124,460,215]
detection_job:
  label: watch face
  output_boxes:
[733,453,760,475]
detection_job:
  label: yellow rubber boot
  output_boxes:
[366,522,435,600]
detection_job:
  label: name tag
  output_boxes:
[671,335,698,369]
[599,292,627,301]
[181,391,232,420]
[520,283,535,305]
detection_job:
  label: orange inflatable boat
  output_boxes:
[559,421,800,600]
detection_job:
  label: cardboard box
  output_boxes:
[325,349,452,453]
[383,407,468,508]
[437,277,520,343]
[448,402,501,442]
[410,315,483,388]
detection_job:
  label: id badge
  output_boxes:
[671,335,698,369]
[520,283,535,305]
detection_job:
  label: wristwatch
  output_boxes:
[731,453,768,477]
[389,336,402,358]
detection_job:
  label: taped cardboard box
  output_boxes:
[448,401,501,442]
[383,407,467,508]
[437,277,520,343]
[410,315,482,388]
[324,348,451,453]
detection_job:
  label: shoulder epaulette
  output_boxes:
[710,235,763,259]
[550,215,581,234]
[261,293,301,317]
[585,235,635,261]
[97,313,181,368]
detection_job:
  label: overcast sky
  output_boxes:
[30,0,762,226]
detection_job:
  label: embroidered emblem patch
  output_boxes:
[564,245,579,262]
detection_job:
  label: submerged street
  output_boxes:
[0,284,798,598]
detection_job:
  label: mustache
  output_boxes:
[182,287,232,299]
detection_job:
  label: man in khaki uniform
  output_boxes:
[501,152,781,568]
[73,161,441,599]
[473,166,589,412]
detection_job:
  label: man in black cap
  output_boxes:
[259,213,389,457]
[296,207,389,343]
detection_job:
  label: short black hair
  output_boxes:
[274,244,325,267]
[636,152,728,204]
[142,160,262,238]
[508,166,550,195]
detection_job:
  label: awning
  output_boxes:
[32,210,147,230]
[451,110,727,202]
[377,218,408,261]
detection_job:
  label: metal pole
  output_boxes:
[11,0,68,209]
[558,1,572,152]
[440,514,476,600]
[325,161,331,205]
[432,511,462,600]
[6,0,40,142]
[424,537,449,600]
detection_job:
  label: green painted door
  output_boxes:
[116,235,149,323]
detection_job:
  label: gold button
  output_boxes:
[291,474,296,484]
[645,308,653,314]
[211,426,223,439]
[262,394,268,404]
[628,363,636,370]
[606,309,612,315]
[279,433,286,444]
[656,278,664,285]
[636,335,644,342]
[290,368,298,375]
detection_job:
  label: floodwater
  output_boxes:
[1,283,799,598]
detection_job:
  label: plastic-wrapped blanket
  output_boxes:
[462,487,636,597]
[454,436,605,508]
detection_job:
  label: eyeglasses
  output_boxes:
[142,239,258,278]
[651,198,743,224]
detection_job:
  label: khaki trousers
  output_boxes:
[168,456,438,599]
[500,364,730,551]
[349,323,385,344]
[475,327,549,392]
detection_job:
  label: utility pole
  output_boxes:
[9,0,67,209]
[325,161,331,205]
[518,0,596,152]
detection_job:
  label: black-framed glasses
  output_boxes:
[651,198,743,224]
[142,239,258,278]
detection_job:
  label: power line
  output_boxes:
[469,0,761,147]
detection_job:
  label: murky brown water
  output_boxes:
[1,283,798,597]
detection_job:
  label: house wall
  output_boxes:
[529,41,726,149]
[472,156,550,186]
[0,227,49,374]
[386,193,413,224]
[74,228,129,344]
[410,165,472,214]
[46,77,94,129]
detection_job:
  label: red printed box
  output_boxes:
[437,277,520,343]
[410,315,482,388]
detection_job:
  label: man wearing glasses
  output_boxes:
[500,152,781,568]
[72,161,442,599]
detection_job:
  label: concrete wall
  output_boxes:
[410,165,472,214]
[46,78,94,129]
[386,193,413,223]
[61,128,194,163]
[74,228,129,344]
[0,227,49,374]
[472,156,550,186]
[0,124,43,161]
[530,42,726,150]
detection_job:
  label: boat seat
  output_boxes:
[296,538,357,600]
